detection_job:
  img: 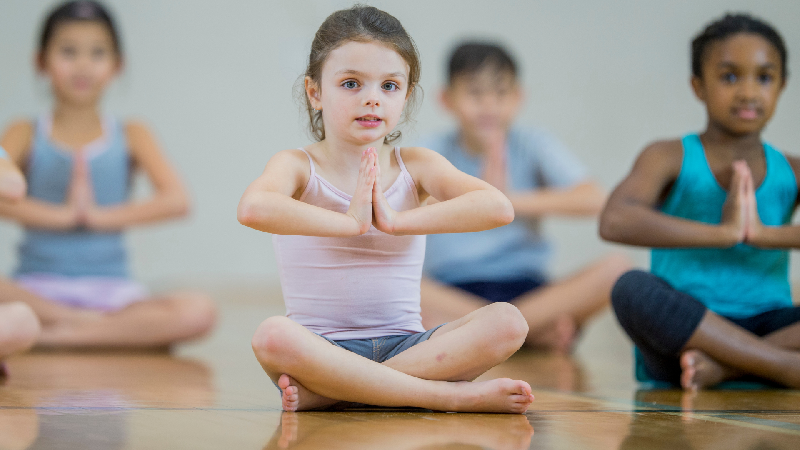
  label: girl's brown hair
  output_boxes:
[301,5,421,143]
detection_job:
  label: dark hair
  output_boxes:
[39,1,122,56]
[691,13,787,80]
[302,5,421,143]
[447,41,517,84]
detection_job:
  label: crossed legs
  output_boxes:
[612,270,800,390]
[252,302,535,413]
[421,253,631,352]
[0,277,216,349]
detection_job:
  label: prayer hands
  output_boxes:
[346,147,378,235]
[720,161,763,245]
[66,151,93,227]
[479,128,507,192]
[345,147,399,235]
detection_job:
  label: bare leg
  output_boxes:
[0,302,41,360]
[421,253,631,352]
[36,291,216,348]
[0,278,91,326]
[252,304,534,413]
[680,311,800,389]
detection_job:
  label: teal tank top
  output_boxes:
[15,115,132,278]
[651,134,797,318]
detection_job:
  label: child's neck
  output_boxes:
[51,101,103,150]
[53,102,102,130]
[700,123,763,157]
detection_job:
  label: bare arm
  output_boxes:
[0,157,26,202]
[0,120,81,230]
[744,155,800,248]
[238,149,373,237]
[373,147,514,235]
[84,122,190,231]
[599,140,743,248]
[508,181,606,218]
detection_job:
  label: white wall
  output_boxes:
[1,0,799,291]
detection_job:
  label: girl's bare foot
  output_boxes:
[278,374,340,412]
[526,315,576,354]
[451,378,534,414]
[680,349,732,390]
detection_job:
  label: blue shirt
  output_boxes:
[420,127,587,283]
[15,115,132,278]
[651,134,797,318]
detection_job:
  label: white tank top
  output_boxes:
[272,147,427,340]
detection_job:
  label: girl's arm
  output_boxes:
[238,149,375,236]
[508,182,606,217]
[0,121,80,230]
[0,156,26,202]
[599,140,744,248]
[745,155,800,248]
[373,147,514,235]
[85,122,189,231]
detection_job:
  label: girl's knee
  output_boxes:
[485,302,528,351]
[610,270,651,315]
[168,293,217,340]
[251,316,300,365]
[0,302,40,354]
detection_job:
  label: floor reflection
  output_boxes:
[262,411,534,450]
[0,353,214,450]
[617,390,800,450]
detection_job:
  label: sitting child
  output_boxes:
[421,42,630,352]
[601,13,800,389]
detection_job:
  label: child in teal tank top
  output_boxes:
[0,1,215,350]
[601,13,800,390]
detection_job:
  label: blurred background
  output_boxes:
[1,0,799,293]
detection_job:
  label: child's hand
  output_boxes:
[720,161,749,245]
[479,128,507,192]
[346,147,376,235]
[740,163,765,245]
[66,152,94,227]
[372,154,398,234]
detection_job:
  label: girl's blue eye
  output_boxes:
[92,48,108,59]
[382,82,398,91]
[61,47,77,57]
[758,73,774,84]
[343,80,358,89]
[721,73,737,83]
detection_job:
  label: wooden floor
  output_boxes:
[2,286,800,449]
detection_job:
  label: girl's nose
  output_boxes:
[738,77,759,100]
[363,87,381,107]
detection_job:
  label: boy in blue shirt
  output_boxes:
[421,42,630,352]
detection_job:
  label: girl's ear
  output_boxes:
[690,75,706,102]
[34,52,46,73]
[304,76,322,110]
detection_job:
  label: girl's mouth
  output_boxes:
[735,107,759,120]
[356,116,382,128]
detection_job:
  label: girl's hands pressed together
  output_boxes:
[372,151,398,234]
[67,151,93,227]
[346,147,377,235]
[720,160,750,245]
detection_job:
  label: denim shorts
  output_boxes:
[272,325,444,394]
[320,324,444,363]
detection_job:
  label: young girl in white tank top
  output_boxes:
[239,5,534,413]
